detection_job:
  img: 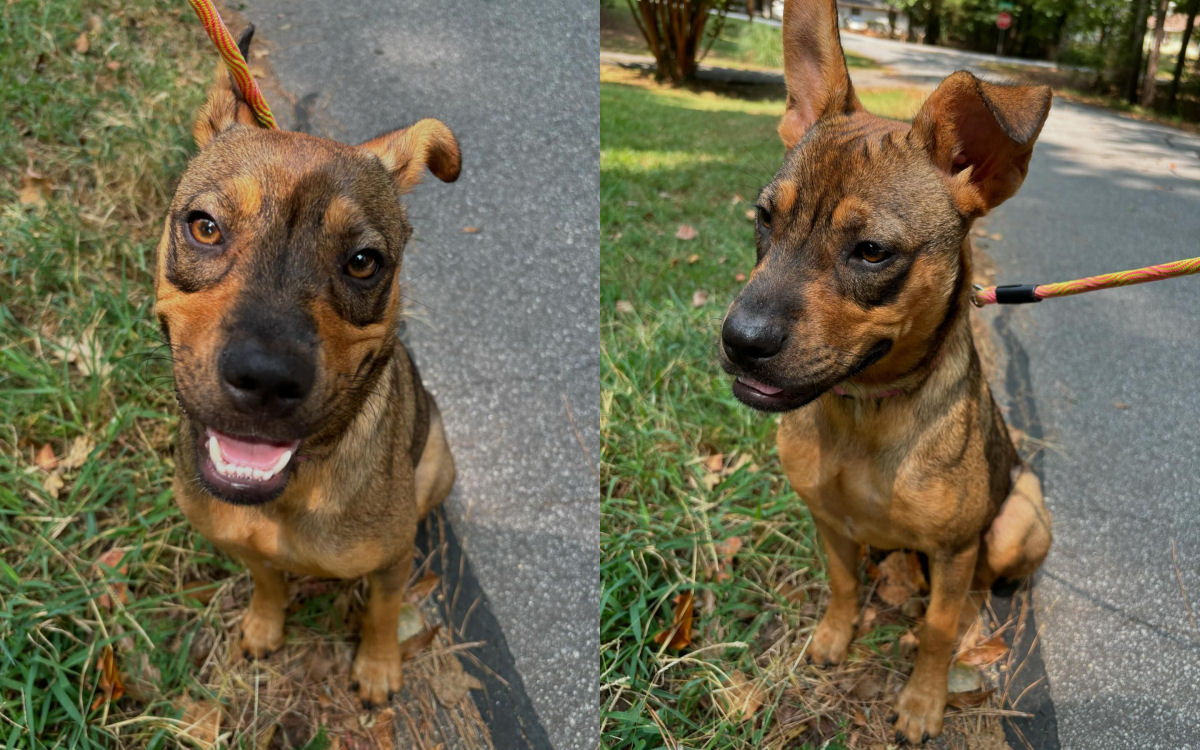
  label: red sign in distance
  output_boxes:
[996,11,1012,29]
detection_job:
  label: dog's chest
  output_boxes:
[177,487,392,579]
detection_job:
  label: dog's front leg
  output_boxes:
[240,558,287,658]
[352,560,412,707]
[807,518,861,666]
[892,542,978,744]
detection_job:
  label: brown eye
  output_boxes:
[855,241,891,265]
[188,214,223,245]
[345,250,381,280]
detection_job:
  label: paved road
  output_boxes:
[238,2,599,748]
[835,35,1200,750]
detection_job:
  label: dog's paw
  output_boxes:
[351,648,402,708]
[891,680,945,745]
[806,615,853,667]
[240,608,284,659]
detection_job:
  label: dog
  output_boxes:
[154,29,460,707]
[719,0,1053,742]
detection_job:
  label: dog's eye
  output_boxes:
[345,250,382,280]
[187,213,223,246]
[855,241,891,264]
[756,206,772,228]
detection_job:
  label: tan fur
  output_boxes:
[159,41,459,706]
[720,1,1053,742]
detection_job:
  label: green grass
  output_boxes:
[599,68,934,749]
[0,2,267,746]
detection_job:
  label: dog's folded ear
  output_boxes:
[911,71,1051,217]
[359,119,461,193]
[193,26,266,149]
[778,0,863,150]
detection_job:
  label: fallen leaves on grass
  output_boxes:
[92,547,130,609]
[691,289,708,307]
[615,300,634,315]
[871,550,927,606]
[18,167,50,207]
[947,688,995,708]
[734,272,746,282]
[675,223,697,240]
[712,536,742,582]
[955,633,1009,668]
[653,591,694,651]
[717,670,764,722]
[35,443,57,471]
[431,656,483,708]
[74,31,90,54]
[687,253,700,264]
[175,695,222,747]
[90,645,125,711]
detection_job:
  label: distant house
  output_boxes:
[838,0,905,35]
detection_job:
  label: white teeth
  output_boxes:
[206,435,293,483]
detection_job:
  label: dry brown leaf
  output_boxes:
[971,227,987,237]
[35,443,57,471]
[675,224,698,240]
[713,536,742,582]
[74,31,89,54]
[42,472,65,499]
[61,435,95,470]
[687,253,700,264]
[897,629,919,657]
[18,168,50,207]
[615,300,634,315]
[703,453,724,473]
[369,707,396,750]
[176,695,222,747]
[653,591,694,651]
[744,208,756,220]
[430,656,483,707]
[718,670,763,722]
[947,688,994,708]
[734,272,746,282]
[855,605,878,638]
[180,581,220,605]
[399,624,441,661]
[105,60,121,71]
[989,232,1003,241]
[1114,401,1129,410]
[461,226,480,234]
[956,633,1009,668]
[93,547,129,609]
[407,571,439,603]
[87,15,102,32]
[692,290,708,307]
[91,645,125,710]
[875,550,927,606]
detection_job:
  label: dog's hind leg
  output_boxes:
[414,399,455,519]
[977,466,1053,588]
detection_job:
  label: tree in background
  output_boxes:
[626,0,733,83]
[1169,0,1200,108]
[1140,0,1169,105]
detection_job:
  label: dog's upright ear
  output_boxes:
[360,119,461,193]
[193,26,265,149]
[911,71,1051,217]
[778,0,863,149]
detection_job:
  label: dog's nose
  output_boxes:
[219,338,315,417]
[722,310,786,364]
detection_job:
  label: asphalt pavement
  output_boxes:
[836,33,1200,750]
[235,2,599,748]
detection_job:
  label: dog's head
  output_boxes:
[720,0,1049,413]
[155,32,459,504]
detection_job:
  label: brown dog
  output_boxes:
[719,1,1053,743]
[155,29,459,706]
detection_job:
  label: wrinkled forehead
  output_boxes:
[173,127,403,226]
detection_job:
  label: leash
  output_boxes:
[187,0,278,129]
[973,255,1200,306]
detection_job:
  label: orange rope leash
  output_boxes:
[973,255,1200,306]
[187,0,278,129]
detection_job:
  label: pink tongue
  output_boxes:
[739,377,784,396]
[212,430,298,470]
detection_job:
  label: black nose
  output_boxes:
[722,309,786,364]
[219,337,315,417]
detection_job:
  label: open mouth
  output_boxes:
[197,428,300,505]
[731,376,824,413]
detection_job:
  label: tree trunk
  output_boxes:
[1140,0,1169,107]
[925,0,942,46]
[1124,0,1150,103]
[1169,0,1199,108]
